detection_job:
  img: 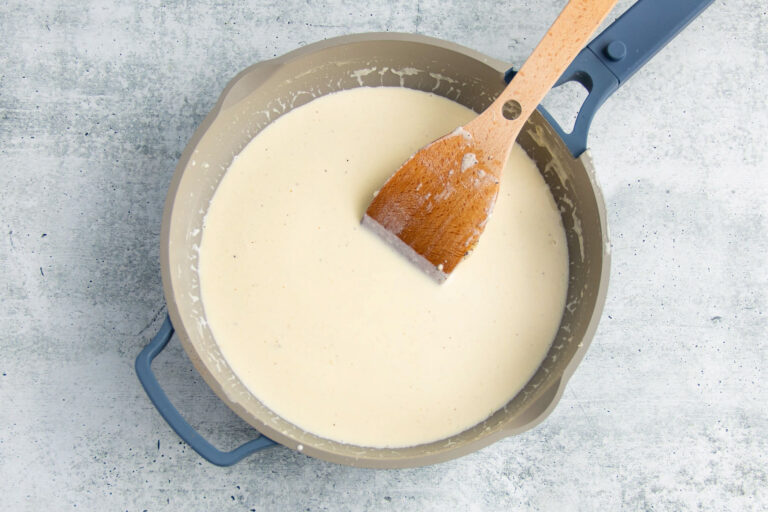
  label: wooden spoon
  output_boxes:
[363,0,617,282]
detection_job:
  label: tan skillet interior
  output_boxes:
[160,33,609,468]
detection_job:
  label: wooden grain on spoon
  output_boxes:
[363,0,617,282]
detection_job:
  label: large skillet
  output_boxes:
[136,0,712,468]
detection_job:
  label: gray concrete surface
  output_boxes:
[1,0,766,510]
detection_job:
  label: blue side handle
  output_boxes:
[507,0,714,158]
[135,314,277,466]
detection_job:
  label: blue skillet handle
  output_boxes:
[135,314,277,466]
[505,0,714,158]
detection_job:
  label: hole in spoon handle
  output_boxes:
[502,99,522,120]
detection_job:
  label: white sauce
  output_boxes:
[461,152,478,172]
[199,87,568,448]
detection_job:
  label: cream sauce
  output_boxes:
[199,87,568,448]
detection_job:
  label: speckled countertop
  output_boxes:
[1,1,766,510]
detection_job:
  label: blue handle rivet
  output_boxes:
[605,40,627,61]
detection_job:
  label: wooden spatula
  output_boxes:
[363,0,617,282]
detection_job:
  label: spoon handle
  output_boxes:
[466,0,618,153]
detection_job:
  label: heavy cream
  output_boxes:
[198,87,568,448]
